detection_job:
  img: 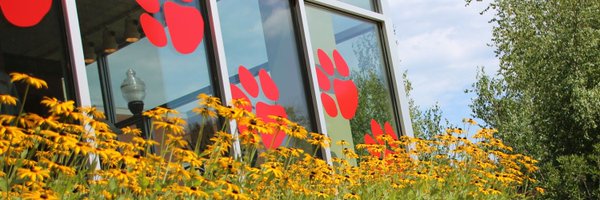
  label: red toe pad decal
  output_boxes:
[317,49,335,75]
[316,68,331,91]
[164,2,204,54]
[321,93,338,117]
[333,50,350,77]
[259,69,279,101]
[370,119,383,138]
[0,0,52,27]
[140,13,167,47]
[136,0,160,13]
[384,122,398,140]
[238,66,259,98]
[333,79,358,120]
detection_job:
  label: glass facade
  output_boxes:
[0,0,410,161]
[306,6,398,161]
[0,2,74,114]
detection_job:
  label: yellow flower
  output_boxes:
[143,107,179,120]
[336,140,349,146]
[287,123,307,139]
[187,185,209,197]
[462,118,478,125]
[21,190,58,200]
[101,190,114,200]
[231,98,250,109]
[121,126,142,136]
[79,106,106,120]
[0,140,9,154]
[0,114,15,124]
[0,94,17,106]
[198,93,221,108]
[192,107,217,118]
[342,148,359,159]
[72,142,94,155]
[307,133,330,148]
[17,166,50,182]
[343,192,360,199]
[262,162,283,178]
[166,134,188,148]
[153,119,186,135]
[216,105,245,120]
[224,183,248,200]
[41,97,75,114]
[10,72,48,89]
[535,187,545,194]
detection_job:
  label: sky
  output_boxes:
[388,0,499,126]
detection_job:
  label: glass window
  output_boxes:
[338,0,375,11]
[306,6,398,162]
[218,0,315,150]
[76,0,217,149]
[106,37,212,122]
[84,62,105,113]
[0,1,74,115]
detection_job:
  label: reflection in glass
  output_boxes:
[106,38,212,122]
[76,0,216,151]
[218,0,315,150]
[0,2,74,115]
[338,0,374,11]
[306,6,397,162]
[85,62,105,113]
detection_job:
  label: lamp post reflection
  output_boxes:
[120,69,151,141]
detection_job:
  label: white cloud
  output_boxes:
[388,0,499,125]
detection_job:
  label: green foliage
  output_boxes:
[351,68,393,145]
[467,0,600,198]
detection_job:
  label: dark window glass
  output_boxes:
[306,6,398,163]
[0,2,74,114]
[218,0,315,150]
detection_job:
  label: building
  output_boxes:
[0,0,413,163]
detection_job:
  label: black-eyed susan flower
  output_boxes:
[198,93,221,108]
[0,94,17,106]
[192,107,217,118]
[21,190,58,200]
[10,72,48,89]
[17,166,50,182]
[307,132,330,148]
[343,192,360,199]
[262,162,283,178]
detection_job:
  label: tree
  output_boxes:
[467,0,600,198]
[402,71,447,140]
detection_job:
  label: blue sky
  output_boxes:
[388,0,499,126]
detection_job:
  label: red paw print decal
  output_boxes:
[230,66,287,149]
[0,0,52,27]
[364,119,398,157]
[315,49,359,120]
[136,0,204,54]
